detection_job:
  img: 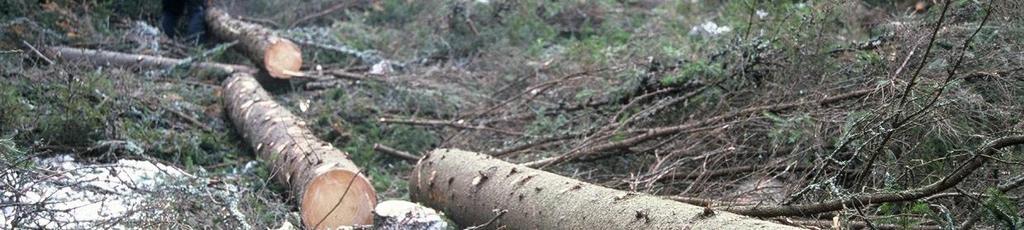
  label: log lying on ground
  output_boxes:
[224,73,376,229]
[45,46,256,74]
[409,149,799,229]
[206,7,302,79]
[46,47,376,229]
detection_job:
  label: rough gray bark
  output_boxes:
[223,73,376,229]
[45,46,256,74]
[409,149,800,229]
[206,8,302,79]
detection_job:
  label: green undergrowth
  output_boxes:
[0,59,290,227]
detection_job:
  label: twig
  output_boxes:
[238,16,280,28]
[722,135,1024,217]
[158,104,214,132]
[667,196,753,207]
[289,1,354,28]
[21,40,54,65]
[490,133,578,157]
[467,68,606,121]
[464,209,508,230]
[858,0,992,181]
[895,0,952,110]
[379,117,524,136]
[326,69,377,82]
[777,218,943,230]
[525,87,875,168]
[372,143,419,163]
[958,174,1024,229]
[657,164,855,182]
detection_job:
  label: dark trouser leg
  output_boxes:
[161,0,185,38]
[184,4,206,44]
[160,11,180,38]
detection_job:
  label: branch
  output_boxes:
[858,0,993,181]
[372,144,419,163]
[958,173,1024,229]
[778,218,943,230]
[378,117,524,136]
[524,87,875,167]
[289,1,355,28]
[45,46,256,74]
[21,40,53,65]
[722,135,1024,217]
[657,164,855,182]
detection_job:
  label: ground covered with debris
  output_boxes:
[2,0,1024,229]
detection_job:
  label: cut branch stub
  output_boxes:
[206,8,302,79]
[223,73,376,229]
[409,149,799,230]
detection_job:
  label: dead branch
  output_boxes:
[21,40,54,65]
[372,144,419,163]
[958,173,1024,229]
[721,135,1024,217]
[288,1,356,28]
[489,133,578,157]
[859,1,993,181]
[379,117,524,136]
[524,87,876,167]
[777,218,943,230]
[44,46,256,74]
[657,164,854,182]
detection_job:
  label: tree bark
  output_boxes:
[409,149,799,229]
[223,73,376,229]
[206,7,302,79]
[45,46,256,74]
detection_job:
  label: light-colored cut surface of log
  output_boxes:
[410,149,801,230]
[206,8,302,79]
[372,200,446,230]
[223,73,376,229]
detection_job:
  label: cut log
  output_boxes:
[372,200,447,230]
[44,47,376,229]
[409,149,800,230]
[44,46,256,74]
[223,73,376,229]
[206,7,302,79]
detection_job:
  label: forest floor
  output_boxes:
[2,0,1023,229]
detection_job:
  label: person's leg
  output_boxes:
[183,0,206,44]
[160,0,184,38]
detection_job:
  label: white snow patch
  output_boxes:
[756,9,768,19]
[1,155,186,229]
[689,21,733,37]
[370,60,396,76]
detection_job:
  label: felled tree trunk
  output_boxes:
[409,149,799,230]
[223,73,376,229]
[45,46,256,74]
[206,7,302,79]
